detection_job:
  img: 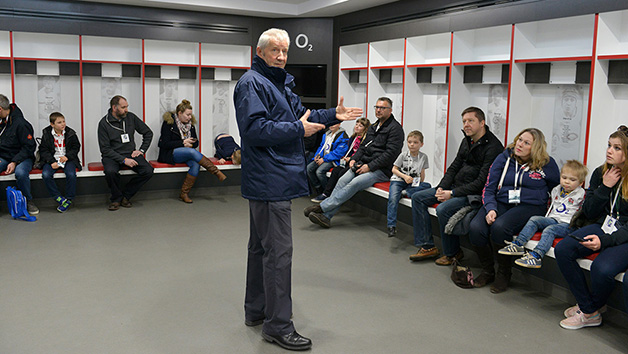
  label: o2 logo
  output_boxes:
[295,34,313,52]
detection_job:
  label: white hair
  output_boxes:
[257,28,290,50]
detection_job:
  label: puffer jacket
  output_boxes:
[157,112,199,165]
[234,56,339,201]
[312,128,349,165]
[39,125,82,170]
[351,114,404,178]
[437,126,503,197]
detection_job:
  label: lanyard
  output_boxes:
[610,178,623,218]
[107,117,126,133]
[497,157,527,190]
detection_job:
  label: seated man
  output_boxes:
[98,95,154,211]
[409,107,503,267]
[0,94,38,215]
[305,97,404,228]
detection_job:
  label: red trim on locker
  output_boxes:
[82,60,142,65]
[12,57,79,62]
[453,60,510,66]
[444,32,453,174]
[514,56,592,63]
[337,46,340,120]
[406,63,449,68]
[370,65,405,69]
[597,54,628,61]
[200,65,250,69]
[504,24,515,147]
[584,14,599,166]
[143,62,198,67]
[198,42,202,152]
[9,31,14,102]
[79,35,85,166]
[340,66,367,71]
[401,38,406,125]
[366,43,370,119]
[142,39,145,123]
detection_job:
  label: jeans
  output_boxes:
[469,202,547,248]
[411,187,469,251]
[42,161,77,200]
[322,165,351,196]
[514,216,571,257]
[306,160,333,192]
[387,180,431,227]
[320,169,388,220]
[173,147,203,177]
[0,158,33,200]
[555,224,628,314]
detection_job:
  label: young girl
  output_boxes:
[555,126,628,329]
[158,99,226,203]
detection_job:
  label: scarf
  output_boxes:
[175,114,192,140]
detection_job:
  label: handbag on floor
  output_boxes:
[450,259,474,289]
[6,186,37,222]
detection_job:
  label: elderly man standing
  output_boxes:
[0,94,38,215]
[97,95,154,211]
[234,28,362,351]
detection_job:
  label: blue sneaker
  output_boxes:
[55,196,66,205]
[311,194,327,203]
[57,199,72,213]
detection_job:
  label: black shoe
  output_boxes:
[245,318,264,326]
[303,204,322,217]
[387,226,396,237]
[262,331,312,351]
[309,212,330,228]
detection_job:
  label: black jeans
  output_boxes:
[102,155,154,202]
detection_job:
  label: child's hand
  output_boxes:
[218,158,226,164]
[404,175,414,184]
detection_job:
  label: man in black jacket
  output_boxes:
[97,95,153,211]
[409,107,503,266]
[305,97,404,228]
[0,94,39,215]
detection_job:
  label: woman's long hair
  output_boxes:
[350,117,371,139]
[507,128,549,171]
[602,125,628,200]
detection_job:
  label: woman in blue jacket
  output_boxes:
[306,122,349,193]
[555,127,628,330]
[469,128,560,293]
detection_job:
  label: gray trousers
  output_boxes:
[245,200,295,336]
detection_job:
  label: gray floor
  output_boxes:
[1,190,627,354]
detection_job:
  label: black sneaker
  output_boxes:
[27,201,39,215]
[308,212,330,228]
[387,226,397,237]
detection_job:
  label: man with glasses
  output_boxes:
[305,97,404,228]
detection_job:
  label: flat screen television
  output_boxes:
[285,64,327,98]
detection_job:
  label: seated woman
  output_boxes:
[306,122,349,195]
[158,99,226,203]
[469,128,559,293]
[214,133,241,165]
[555,126,628,330]
[311,117,370,203]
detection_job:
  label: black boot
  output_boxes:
[490,243,512,294]
[472,244,495,288]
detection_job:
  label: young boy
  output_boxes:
[387,130,431,237]
[39,112,81,212]
[498,160,587,268]
[214,133,242,165]
[306,123,349,194]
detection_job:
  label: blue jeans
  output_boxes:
[469,202,547,248]
[306,160,333,192]
[173,147,203,177]
[514,216,571,257]
[0,158,33,200]
[555,224,628,314]
[42,161,77,200]
[411,187,469,251]
[387,180,431,227]
[320,169,388,220]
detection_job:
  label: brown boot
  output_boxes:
[199,156,226,181]
[179,174,197,203]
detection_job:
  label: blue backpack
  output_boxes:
[6,186,36,222]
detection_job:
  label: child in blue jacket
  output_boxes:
[306,123,349,193]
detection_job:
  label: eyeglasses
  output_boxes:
[374,106,391,110]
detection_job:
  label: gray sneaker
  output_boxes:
[27,201,39,215]
[515,253,542,268]
[498,241,524,256]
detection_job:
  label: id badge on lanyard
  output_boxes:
[412,177,421,187]
[508,161,526,204]
[121,134,130,143]
[602,183,622,234]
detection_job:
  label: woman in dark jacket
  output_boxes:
[158,99,225,203]
[555,126,628,330]
[469,128,560,293]
[39,112,81,212]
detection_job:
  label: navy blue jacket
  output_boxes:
[234,56,339,201]
[482,148,560,212]
[0,104,36,164]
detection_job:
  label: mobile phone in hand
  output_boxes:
[569,234,588,243]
